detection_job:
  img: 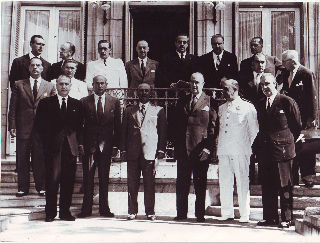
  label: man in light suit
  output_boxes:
[8,57,55,197]
[172,72,218,222]
[125,40,159,88]
[9,35,51,89]
[217,79,259,223]
[86,40,128,91]
[239,37,283,78]
[48,42,86,81]
[34,75,83,222]
[77,75,121,218]
[120,83,167,221]
[255,73,301,228]
[280,50,318,187]
[52,59,88,100]
[195,34,238,88]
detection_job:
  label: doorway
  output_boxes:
[130,5,190,61]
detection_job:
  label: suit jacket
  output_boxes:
[156,52,197,88]
[255,94,302,162]
[48,60,86,81]
[8,78,56,139]
[239,71,265,106]
[121,104,167,160]
[239,55,283,77]
[194,50,238,88]
[172,92,217,160]
[80,94,121,154]
[125,58,159,88]
[34,95,83,157]
[9,54,51,89]
[280,65,318,127]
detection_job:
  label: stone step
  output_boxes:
[295,217,320,236]
[0,216,10,233]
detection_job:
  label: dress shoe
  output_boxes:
[77,212,92,218]
[257,219,278,226]
[173,216,187,221]
[127,214,137,220]
[196,217,205,222]
[100,211,114,218]
[38,190,46,196]
[302,179,314,188]
[45,216,55,222]
[59,215,76,221]
[16,191,28,197]
[278,221,293,228]
[147,215,156,221]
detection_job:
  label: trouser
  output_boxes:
[81,150,111,214]
[16,133,45,193]
[127,155,155,215]
[45,137,76,218]
[260,158,293,222]
[218,155,250,219]
[176,157,209,218]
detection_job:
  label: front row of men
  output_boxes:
[9,58,302,227]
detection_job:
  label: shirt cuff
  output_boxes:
[202,148,211,154]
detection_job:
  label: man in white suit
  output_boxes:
[52,60,88,100]
[86,40,128,94]
[120,83,167,221]
[217,79,259,223]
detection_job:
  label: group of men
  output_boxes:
[8,33,318,227]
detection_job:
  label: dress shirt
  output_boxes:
[29,76,42,92]
[94,93,106,113]
[217,96,259,157]
[212,51,224,69]
[266,91,277,109]
[176,51,186,59]
[138,102,150,124]
[253,71,262,88]
[29,52,40,60]
[85,57,128,89]
[57,94,69,109]
[138,57,147,67]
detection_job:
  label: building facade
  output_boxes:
[1,1,320,158]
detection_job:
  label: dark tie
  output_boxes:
[61,97,67,114]
[216,55,221,67]
[33,79,38,100]
[267,98,271,111]
[141,104,146,117]
[141,61,145,76]
[97,96,104,122]
[104,59,107,66]
[190,96,197,110]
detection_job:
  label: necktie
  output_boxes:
[180,53,184,60]
[97,96,103,122]
[288,71,293,88]
[267,98,271,111]
[255,73,262,90]
[141,104,146,117]
[191,96,197,110]
[61,97,67,114]
[141,61,145,76]
[104,59,107,66]
[216,55,221,67]
[33,79,38,100]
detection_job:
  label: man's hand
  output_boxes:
[78,145,85,156]
[120,151,127,162]
[156,151,165,160]
[9,129,16,137]
[306,119,317,129]
[112,147,119,157]
[199,148,210,161]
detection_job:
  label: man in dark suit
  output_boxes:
[255,73,301,228]
[9,35,51,89]
[48,42,86,81]
[195,34,238,88]
[239,37,283,78]
[156,34,197,88]
[121,83,167,221]
[34,75,83,222]
[77,75,121,218]
[125,40,159,88]
[8,57,55,197]
[172,72,217,222]
[280,50,318,187]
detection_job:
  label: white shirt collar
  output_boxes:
[29,52,40,59]
[267,91,278,107]
[212,51,224,61]
[99,57,111,64]
[138,57,147,65]
[227,95,241,106]
[292,64,300,79]
[57,94,68,108]
[139,101,150,110]
[176,51,186,59]
[94,92,106,101]
[29,76,42,90]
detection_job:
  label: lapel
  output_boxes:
[184,94,192,113]
[130,105,141,127]
[268,94,280,114]
[23,79,34,103]
[23,54,31,72]
[144,59,152,75]
[192,92,207,112]
[88,94,98,120]
[141,103,153,126]
[35,79,46,101]
[290,66,302,89]
[103,94,112,119]
[132,59,143,77]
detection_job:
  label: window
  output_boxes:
[238,7,300,62]
[19,6,82,63]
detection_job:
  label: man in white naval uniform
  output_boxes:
[86,40,128,97]
[217,79,259,222]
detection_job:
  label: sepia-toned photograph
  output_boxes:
[0,0,319,242]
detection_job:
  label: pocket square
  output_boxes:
[228,64,231,67]
[279,110,285,114]
[296,81,303,86]
[201,106,209,111]
[151,70,155,73]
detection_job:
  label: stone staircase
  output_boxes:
[1,155,320,233]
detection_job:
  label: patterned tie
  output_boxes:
[61,97,67,114]
[141,60,145,77]
[216,55,221,67]
[97,96,103,122]
[288,71,293,88]
[33,79,38,100]
[191,96,198,110]
[141,104,146,117]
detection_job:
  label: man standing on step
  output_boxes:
[120,83,167,221]
[217,79,259,223]
[34,75,83,222]
[172,72,217,222]
[8,57,55,197]
[255,73,301,228]
[77,75,121,218]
